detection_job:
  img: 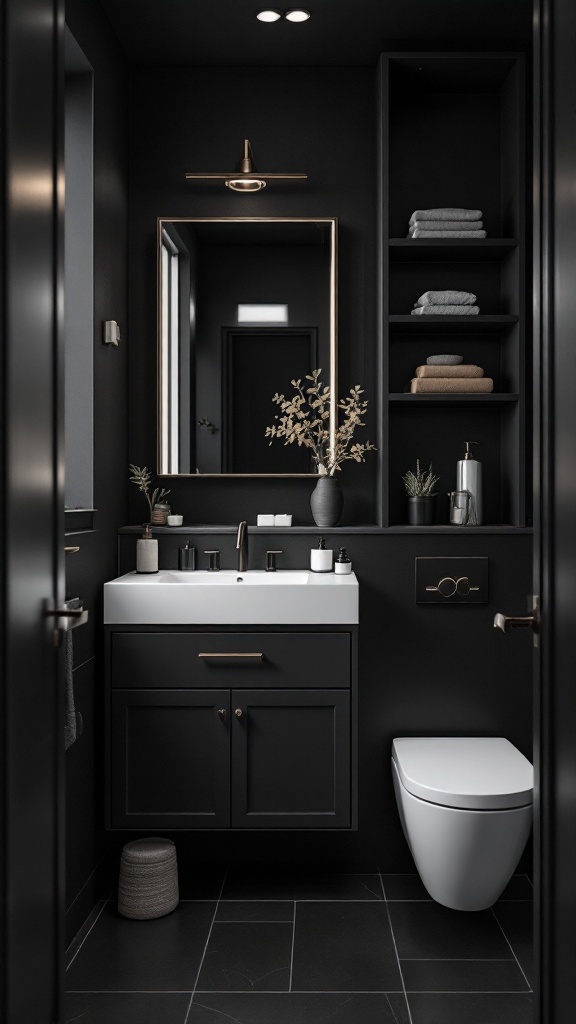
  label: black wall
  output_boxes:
[63,0,129,944]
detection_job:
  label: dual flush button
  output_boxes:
[426,576,479,598]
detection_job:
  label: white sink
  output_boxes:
[104,569,358,625]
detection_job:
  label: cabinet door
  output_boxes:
[111,690,230,828]
[231,689,350,829]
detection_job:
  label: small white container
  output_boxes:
[257,514,275,526]
[274,514,292,526]
[310,538,333,573]
[167,514,183,527]
[334,547,352,574]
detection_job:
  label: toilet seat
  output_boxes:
[392,737,533,811]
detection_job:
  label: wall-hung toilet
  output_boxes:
[392,737,533,912]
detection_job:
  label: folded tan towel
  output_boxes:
[410,229,487,239]
[410,378,494,394]
[411,305,480,315]
[410,208,483,224]
[415,365,484,378]
[415,290,477,306]
[409,221,483,234]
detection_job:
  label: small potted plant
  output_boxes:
[265,369,376,527]
[129,465,171,525]
[402,460,439,525]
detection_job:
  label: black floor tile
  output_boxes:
[389,902,512,960]
[64,992,191,1023]
[381,874,430,900]
[291,901,403,992]
[188,992,410,1024]
[401,958,530,992]
[222,868,384,901]
[215,900,294,922]
[498,875,534,901]
[176,866,227,900]
[492,902,534,987]
[407,992,534,1023]
[66,900,215,991]
[196,922,293,992]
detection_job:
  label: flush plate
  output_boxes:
[415,557,488,604]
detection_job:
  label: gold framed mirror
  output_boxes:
[157,217,337,476]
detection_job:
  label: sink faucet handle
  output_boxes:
[266,550,283,572]
[203,549,220,571]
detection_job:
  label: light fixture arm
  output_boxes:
[240,139,255,174]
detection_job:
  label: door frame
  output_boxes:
[533,0,576,1020]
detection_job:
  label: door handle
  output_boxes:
[45,607,89,647]
[494,604,540,635]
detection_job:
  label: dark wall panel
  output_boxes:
[63,0,129,943]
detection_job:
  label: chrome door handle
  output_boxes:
[45,607,89,647]
[217,708,227,720]
[494,610,539,634]
[235,708,244,718]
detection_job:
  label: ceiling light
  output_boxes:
[185,139,307,192]
[256,9,282,21]
[285,8,311,21]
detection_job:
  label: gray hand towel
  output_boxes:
[411,304,480,315]
[409,208,483,225]
[415,290,477,306]
[409,221,483,234]
[409,229,487,239]
[65,598,84,750]
[410,377,494,394]
[415,364,484,378]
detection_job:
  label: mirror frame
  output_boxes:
[156,216,338,477]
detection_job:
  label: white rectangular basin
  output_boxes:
[104,569,358,625]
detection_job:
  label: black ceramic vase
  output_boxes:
[407,495,436,525]
[310,476,344,527]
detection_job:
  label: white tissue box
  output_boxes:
[257,514,275,527]
[274,514,292,527]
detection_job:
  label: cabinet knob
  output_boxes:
[235,708,244,718]
[217,708,227,720]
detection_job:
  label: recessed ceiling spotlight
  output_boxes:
[256,9,283,21]
[285,8,311,21]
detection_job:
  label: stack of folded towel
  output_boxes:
[408,209,486,239]
[411,290,480,316]
[410,357,494,394]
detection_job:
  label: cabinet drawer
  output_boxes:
[111,632,351,689]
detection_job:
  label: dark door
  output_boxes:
[533,1,576,1020]
[111,690,231,828]
[231,689,350,829]
[0,0,65,1021]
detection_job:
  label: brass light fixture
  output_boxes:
[185,139,307,192]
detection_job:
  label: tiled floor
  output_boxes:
[65,870,533,1024]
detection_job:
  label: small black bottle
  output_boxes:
[178,539,196,571]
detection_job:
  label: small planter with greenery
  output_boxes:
[402,460,439,526]
[129,465,171,525]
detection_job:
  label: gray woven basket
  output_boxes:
[118,838,179,920]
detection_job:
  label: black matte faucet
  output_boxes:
[236,521,248,572]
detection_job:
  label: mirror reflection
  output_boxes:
[157,218,337,476]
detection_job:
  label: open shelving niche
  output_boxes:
[377,52,530,530]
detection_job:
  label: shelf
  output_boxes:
[389,393,519,405]
[389,239,519,262]
[388,315,519,333]
[119,524,532,536]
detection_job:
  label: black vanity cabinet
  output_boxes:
[106,628,356,830]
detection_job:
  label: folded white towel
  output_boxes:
[409,208,483,225]
[410,229,487,239]
[411,305,480,316]
[409,221,483,234]
[415,290,477,307]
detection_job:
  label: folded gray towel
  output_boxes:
[411,304,480,315]
[65,598,84,750]
[409,208,483,224]
[415,290,477,307]
[410,229,487,239]
[409,220,483,234]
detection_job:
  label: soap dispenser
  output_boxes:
[136,523,158,574]
[310,538,333,573]
[334,547,352,575]
[178,539,196,571]
[456,441,483,525]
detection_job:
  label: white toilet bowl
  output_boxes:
[392,737,533,911]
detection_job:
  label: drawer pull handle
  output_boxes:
[198,652,263,659]
[235,708,244,718]
[217,708,227,720]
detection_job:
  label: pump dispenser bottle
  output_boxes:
[334,548,352,575]
[310,538,333,573]
[136,523,158,573]
[456,441,482,525]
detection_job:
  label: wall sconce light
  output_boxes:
[256,8,311,21]
[185,139,307,192]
